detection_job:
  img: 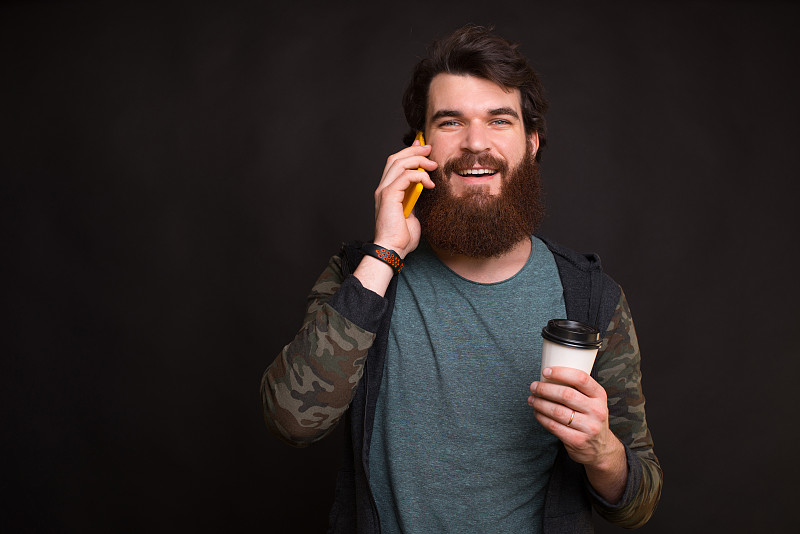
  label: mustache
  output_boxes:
[440,153,509,179]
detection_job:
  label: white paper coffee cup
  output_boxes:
[540,319,602,383]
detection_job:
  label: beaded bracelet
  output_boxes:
[360,243,404,275]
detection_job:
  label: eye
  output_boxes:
[491,118,512,126]
[438,119,460,127]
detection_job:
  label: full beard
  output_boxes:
[415,144,545,258]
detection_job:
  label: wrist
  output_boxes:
[361,243,404,275]
[584,436,627,504]
[372,239,408,259]
[590,435,625,473]
[353,256,394,297]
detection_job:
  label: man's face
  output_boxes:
[414,74,545,259]
[424,73,538,197]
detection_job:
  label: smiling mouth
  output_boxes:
[456,168,498,177]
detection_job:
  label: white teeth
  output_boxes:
[458,169,497,176]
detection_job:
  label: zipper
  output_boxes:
[362,357,382,533]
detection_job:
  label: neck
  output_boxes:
[430,237,533,283]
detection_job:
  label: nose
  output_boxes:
[460,121,490,153]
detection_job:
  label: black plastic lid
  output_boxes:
[541,319,601,349]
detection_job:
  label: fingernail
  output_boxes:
[542,368,552,377]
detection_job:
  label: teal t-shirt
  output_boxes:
[369,237,567,533]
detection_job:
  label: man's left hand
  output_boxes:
[528,366,627,503]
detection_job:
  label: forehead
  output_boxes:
[427,73,522,119]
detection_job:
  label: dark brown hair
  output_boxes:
[402,24,549,161]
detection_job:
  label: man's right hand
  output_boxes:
[373,139,437,258]
[353,140,437,297]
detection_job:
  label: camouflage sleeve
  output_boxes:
[260,253,383,447]
[590,290,663,528]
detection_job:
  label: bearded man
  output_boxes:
[261,25,662,533]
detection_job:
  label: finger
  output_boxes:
[532,405,585,439]
[379,155,437,190]
[541,366,605,399]
[528,394,585,430]
[379,146,436,186]
[381,144,429,175]
[530,379,587,412]
[376,169,434,207]
[375,169,435,212]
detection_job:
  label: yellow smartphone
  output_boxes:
[401,131,426,218]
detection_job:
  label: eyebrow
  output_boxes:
[430,107,521,121]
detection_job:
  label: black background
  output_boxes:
[3,1,800,532]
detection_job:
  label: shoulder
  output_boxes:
[536,235,601,272]
[535,235,621,335]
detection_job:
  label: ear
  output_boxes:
[528,132,540,159]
